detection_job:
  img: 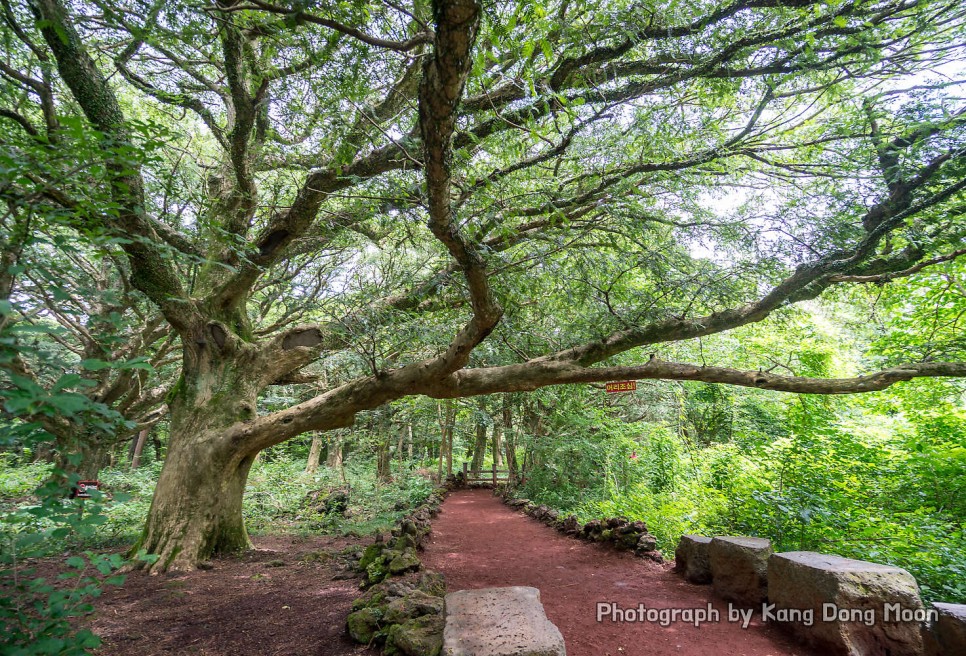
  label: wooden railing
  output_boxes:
[461,462,511,485]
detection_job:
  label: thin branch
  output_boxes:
[218,0,433,52]
[829,247,966,283]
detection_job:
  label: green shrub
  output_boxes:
[520,393,966,604]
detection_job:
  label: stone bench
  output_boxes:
[709,536,771,605]
[443,586,566,656]
[924,603,966,656]
[675,535,712,584]
[768,551,924,655]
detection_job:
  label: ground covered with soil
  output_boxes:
[422,488,818,656]
[87,535,377,656]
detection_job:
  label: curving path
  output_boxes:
[421,488,817,656]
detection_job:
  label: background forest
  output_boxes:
[2,0,966,652]
[4,277,965,603]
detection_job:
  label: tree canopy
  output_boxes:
[2,0,965,571]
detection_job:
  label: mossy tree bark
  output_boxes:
[54,432,113,482]
[133,326,260,569]
[376,440,392,482]
[130,319,330,571]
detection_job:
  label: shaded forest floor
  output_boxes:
[422,488,818,656]
[84,535,376,656]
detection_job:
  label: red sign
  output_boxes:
[71,480,100,499]
[605,381,637,393]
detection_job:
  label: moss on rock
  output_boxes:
[387,614,444,656]
[347,607,381,644]
[388,548,421,575]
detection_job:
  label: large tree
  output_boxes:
[2,0,965,571]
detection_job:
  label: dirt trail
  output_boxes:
[421,489,816,656]
[86,535,375,656]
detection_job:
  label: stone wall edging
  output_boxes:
[674,533,965,656]
[498,487,664,562]
[345,481,453,656]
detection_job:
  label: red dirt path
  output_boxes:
[422,489,818,656]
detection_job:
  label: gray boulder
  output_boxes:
[924,603,966,656]
[709,536,771,605]
[443,586,565,656]
[675,535,712,584]
[768,551,925,656]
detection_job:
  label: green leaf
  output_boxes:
[540,39,553,61]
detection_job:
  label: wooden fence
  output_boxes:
[461,462,511,485]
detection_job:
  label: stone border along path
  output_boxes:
[421,488,818,656]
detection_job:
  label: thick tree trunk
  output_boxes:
[136,441,256,571]
[132,334,267,573]
[305,434,323,474]
[492,417,503,468]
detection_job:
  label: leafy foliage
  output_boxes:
[0,284,152,654]
[521,377,966,603]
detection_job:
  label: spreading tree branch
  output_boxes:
[31,0,196,331]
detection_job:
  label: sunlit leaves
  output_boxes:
[870,260,966,362]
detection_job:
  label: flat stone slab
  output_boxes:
[924,603,966,656]
[769,551,924,656]
[443,586,566,656]
[675,535,712,584]
[709,537,771,605]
